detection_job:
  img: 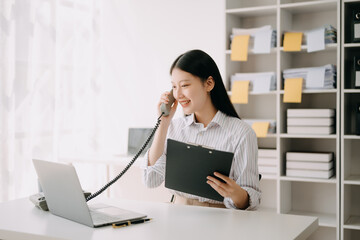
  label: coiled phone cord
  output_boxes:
[86,113,164,202]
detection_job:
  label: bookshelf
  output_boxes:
[342,1,360,239]
[225,0,340,239]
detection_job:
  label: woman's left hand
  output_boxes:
[207,172,249,209]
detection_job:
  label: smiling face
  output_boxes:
[171,68,214,116]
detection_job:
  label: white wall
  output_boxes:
[79,0,226,201]
[100,0,225,154]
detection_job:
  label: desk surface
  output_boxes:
[0,198,318,240]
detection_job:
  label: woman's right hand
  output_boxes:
[158,91,178,121]
[148,91,178,166]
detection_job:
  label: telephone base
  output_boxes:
[29,191,91,211]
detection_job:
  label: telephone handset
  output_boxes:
[160,89,175,116]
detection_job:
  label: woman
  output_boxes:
[141,49,260,210]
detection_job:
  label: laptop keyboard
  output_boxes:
[90,210,123,224]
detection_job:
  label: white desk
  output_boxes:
[0,198,318,240]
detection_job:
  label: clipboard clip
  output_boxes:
[185,142,214,152]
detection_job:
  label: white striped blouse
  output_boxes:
[141,110,261,210]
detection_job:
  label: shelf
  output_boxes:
[227,91,277,96]
[344,216,360,230]
[287,210,337,228]
[343,89,360,93]
[344,175,360,185]
[343,2,360,238]
[280,0,338,14]
[280,134,337,139]
[225,48,277,55]
[279,89,337,94]
[280,43,338,52]
[226,5,277,17]
[344,135,360,139]
[262,133,277,138]
[225,0,341,238]
[280,176,337,184]
[344,43,360,48]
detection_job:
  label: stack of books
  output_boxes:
[287,109,335,135]
[231,72,276,93]
[258,148,277,178]
[283,64,337,89]
[286,152,334,179]
[303,25,337,45]
[230,25,277,53]
[324,25,337,44]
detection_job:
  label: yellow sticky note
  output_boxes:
[283,32,303,52]
[283,78,303,103]
[231,81,250,104]
[252,122,270,138]
[231,35,250,61]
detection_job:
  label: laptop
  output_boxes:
[33,159,146,228]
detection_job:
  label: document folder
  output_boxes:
[352,8,360,43]
[165,139,234,202]
[354,56,360,88]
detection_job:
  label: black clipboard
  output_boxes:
[165,139,234,202]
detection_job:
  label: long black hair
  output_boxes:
[170,49,240,119]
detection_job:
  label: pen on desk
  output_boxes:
[112,218,152,228]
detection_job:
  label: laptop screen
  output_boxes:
[127,128,153,156]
